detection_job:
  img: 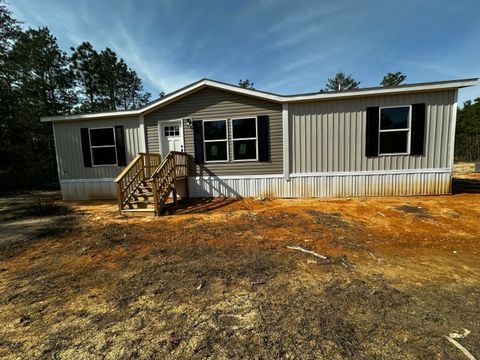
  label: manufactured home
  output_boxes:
[41,77,477,214]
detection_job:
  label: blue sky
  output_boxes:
[10,0,480,104]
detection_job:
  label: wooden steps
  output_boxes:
[121,208,156,216]
[115,151,189,216]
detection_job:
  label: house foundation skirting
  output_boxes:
[59,178,116,200]
[187,169,452,198]
[59,169,451,200]
[59,178,188,201]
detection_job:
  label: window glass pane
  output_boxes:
[92,147,117,165]
[380,107,409,130]
[90,128,115,146]
[379,131,408,154]
[204,121,226,140]
[205,141,227,161]
[233,140,257,160]
[232,118,256,138]
[164,126,179,136]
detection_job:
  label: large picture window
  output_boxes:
[203,120,228,162]
[379,106,411,155]
[89,127,117,165]
[232,117,257,161]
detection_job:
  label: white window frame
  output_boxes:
[378,105,411,156]
[202,119,229,163]
[89,126,118,167]
[231,116,259,162]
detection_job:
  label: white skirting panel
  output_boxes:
[60,178,116,200]
[187,170,452,198]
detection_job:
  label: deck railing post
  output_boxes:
[152,177,160,216]
[140,154,146,181]
[116,182,123,211]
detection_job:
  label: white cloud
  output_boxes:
[109,21,200,93]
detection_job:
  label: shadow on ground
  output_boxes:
[453,177,480,194]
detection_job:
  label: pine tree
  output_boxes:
[323,72,360,92]
[239,79,255,90]
[381,72,406,87]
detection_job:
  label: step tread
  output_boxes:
[133,192,154,196]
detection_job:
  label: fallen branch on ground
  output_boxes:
[286,245,327,260]
[445,334,476,360]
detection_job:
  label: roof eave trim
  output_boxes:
[40,110,139,122]
[285,79,478,102]
[41,78,477,122]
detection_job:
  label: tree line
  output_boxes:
[456,98,480,162]
[0,0,152,191]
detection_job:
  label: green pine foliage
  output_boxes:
[381,72,406,87]
[0,0,152,191]
[323,72,360,92]
[238,79,255,90]
[456,99,480,162]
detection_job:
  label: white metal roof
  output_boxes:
[41,77,478,122]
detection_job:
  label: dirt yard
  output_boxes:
[0,189,479,359]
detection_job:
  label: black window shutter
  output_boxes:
[410,103,426,155]
[114,126,127,166]
[80,128,92,167]
[257,115,270,161]
[192,120,204,164]
[365,107,379,157]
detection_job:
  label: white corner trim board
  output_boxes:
[282,103,290,180]
[448,90,459,171]
[139,115,146,152]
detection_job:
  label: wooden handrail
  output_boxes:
[115,151,188,214]
[114,154,142,183]
[114,152,161,211]
[150,151,189,215]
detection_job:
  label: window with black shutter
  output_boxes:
[82,126,126,166]
[378,106,411,155]
[203,120,228,162]
[193,115,270,163]
[232,117,257,161]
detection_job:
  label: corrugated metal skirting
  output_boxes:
[60,179,116,200]
[188,171,451,198]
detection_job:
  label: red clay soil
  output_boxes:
[0,192,479,359]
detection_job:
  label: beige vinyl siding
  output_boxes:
[144,87,283,176]
[289,90,456,173]
[53,116,141,180]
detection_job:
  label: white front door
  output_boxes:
[159,121,184,157]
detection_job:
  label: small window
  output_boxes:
[89,127,117,165]
[164,125,179,137]
[379,106,410,155]
[232,117,257,161]
[203,120,228,162]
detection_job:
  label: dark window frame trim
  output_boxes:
[88,126,118,167]
[378,105,412,156]
[231,116,259,162]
